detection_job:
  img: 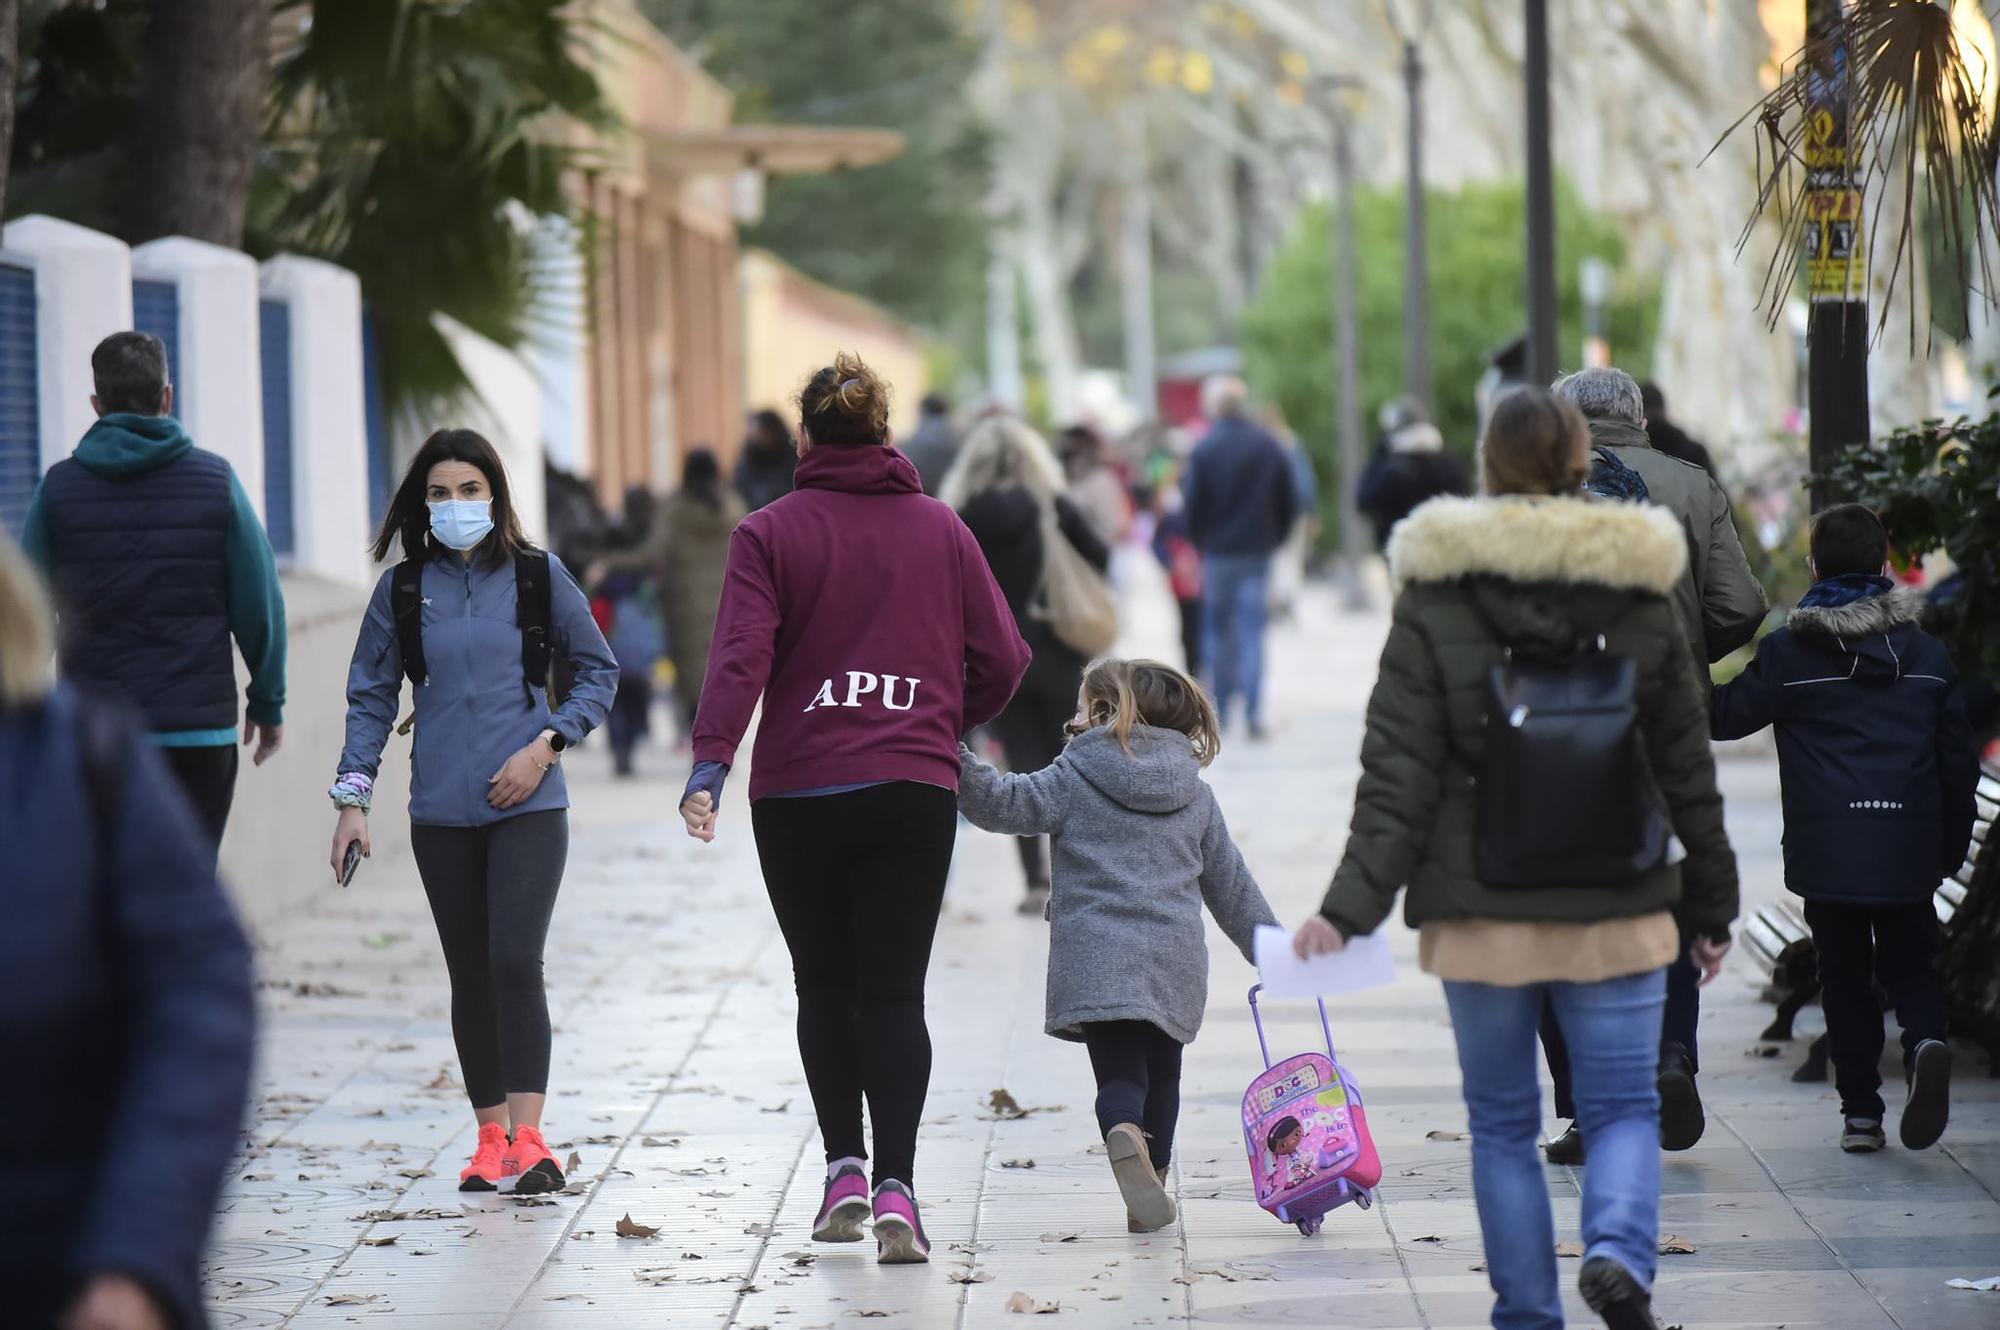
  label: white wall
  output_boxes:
[0,215,132,470]
[131,236,266,516]
[261,255,372,587]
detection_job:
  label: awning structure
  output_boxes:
[647,125,905,178]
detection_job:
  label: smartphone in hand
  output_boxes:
[340,839,364,888]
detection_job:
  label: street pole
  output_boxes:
[1330,104,1370,609]
[1804,0,1869,510]
[1401,37,1434,413]
[1119,102,1158,424]
[1523,0,1559,384]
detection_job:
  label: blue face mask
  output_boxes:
[428,499,495,552]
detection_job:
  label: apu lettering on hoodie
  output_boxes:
[804,671,921,712]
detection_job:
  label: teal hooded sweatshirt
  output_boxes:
[19,414,287,744]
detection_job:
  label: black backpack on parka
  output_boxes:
[389,550,567,705]
[1473,633,1674,888]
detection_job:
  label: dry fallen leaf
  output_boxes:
[948,1268,993,1284]
[1425,1129,1469,1142]
[1000,1158,1037,1169]
[782,1249,817,1267]
[633,1268,675,1286]
[565,1151,582,1175]
[639,1136,677,1147]
[1038,1232,1080,1244]
[360,1235,398,1247]
[988,1088,1026,1119]
[1659,1234,1698,1255]
[1555,1241,1585,1258]
[852,1311,892,1319]
[744,1221,778,1236]
[1006,1291,1062,1314]
[1412,1235,1446,1245]
[323,1293,383,1306]
[616,1214,660,1239]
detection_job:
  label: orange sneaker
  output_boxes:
[508,1125,565,1195]
[458,1122,509,1191]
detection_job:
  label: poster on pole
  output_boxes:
[1802,73,1864,303]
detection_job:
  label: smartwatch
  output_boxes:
[539,728,567,755]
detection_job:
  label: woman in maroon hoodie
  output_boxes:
[679,353,1030,1265]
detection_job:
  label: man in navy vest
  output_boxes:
[21,331,287,855]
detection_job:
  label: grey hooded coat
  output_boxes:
[958,725,1277,1044]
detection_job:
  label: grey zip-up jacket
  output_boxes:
[958,725,1276,1044]
[338,551,618,827]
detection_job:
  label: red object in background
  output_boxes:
[1157,378,1204,429]
[590,595,615,637]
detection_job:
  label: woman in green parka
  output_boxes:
[1292,388,1739,1330]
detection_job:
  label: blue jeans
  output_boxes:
[1444,970,1665,1330]
[1200,554,1271,726]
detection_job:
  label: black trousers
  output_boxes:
[752,783,957,1188]
[1177,596,1203,678]
[1539,947,1701,1120]
[410,810,569,1108]
[990,663,1079,891]
[1081,1020,1184,1172]
[1804,899,1947,1120]
[159,742,239,859]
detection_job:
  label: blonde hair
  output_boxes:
[0,537,55,707]
[795,351,892,449]
[938,415,1066,510]
[1070,657,1222,767]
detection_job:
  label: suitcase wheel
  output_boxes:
[1295,1215,1323,1237]
[1354,1188,1374,1211]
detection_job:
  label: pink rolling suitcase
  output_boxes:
[1242,984,1382,1235]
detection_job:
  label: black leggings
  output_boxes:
[410,810,569,1108]
[990,664,1078,890]
[752,783,957,1189]
[1081,1020,1184,1172]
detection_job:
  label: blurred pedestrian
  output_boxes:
[943,416,1113,914]
[1264,406,1319,620]
[1712,504,1978,1154]
[1357,396,1469,551]
[1148,481,1204,677]
[1543,366,1767,1159]
[1181,375,1296,737]
[594,450,747,741]
[1294,388,1739,1330]
[901,392,960,496]
[680,354,1029,1264]
[1638,382,1716,477]
[1061,424,1134,546]
[735,409,799,512]
[0,535,256,1330]
[20,331,287,857]
[330,428,618,1197]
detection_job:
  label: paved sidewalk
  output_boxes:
[207,577,2000,1330]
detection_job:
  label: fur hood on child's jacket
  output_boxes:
[957,726,1277,1043]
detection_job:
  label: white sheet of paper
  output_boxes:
[1253,925,1396,998]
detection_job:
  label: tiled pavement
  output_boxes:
[206,573,2000,1328]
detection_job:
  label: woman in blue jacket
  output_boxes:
[1,535,255,1330]
[329,429,617,1196]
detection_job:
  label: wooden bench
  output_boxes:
[1742,762,2000,1079]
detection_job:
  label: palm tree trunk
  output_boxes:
[0,0,17,221]
[125,0,274,246]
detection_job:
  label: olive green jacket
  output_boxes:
[1589,417,1767,664]
[1316,495,1740,943]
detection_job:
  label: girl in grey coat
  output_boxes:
[958,658,1276,1233]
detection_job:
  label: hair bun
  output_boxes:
[797,351,892,445]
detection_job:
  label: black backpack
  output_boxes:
[390,550,567,705]
[1473,634,1674,887]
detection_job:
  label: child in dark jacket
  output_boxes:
[1712,504,1979,1154]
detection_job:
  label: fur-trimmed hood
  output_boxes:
[1787,586,1925,639]
[1388,494,1687,594]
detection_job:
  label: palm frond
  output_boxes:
[1711,0,1999,347]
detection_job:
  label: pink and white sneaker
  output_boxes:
[871,1180,930,1264]
[813,1163,873,1242]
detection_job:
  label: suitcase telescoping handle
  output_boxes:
[1248,983,1339,1069]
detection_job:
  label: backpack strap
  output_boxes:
[390,558,428,686]
[516,548,554,693]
